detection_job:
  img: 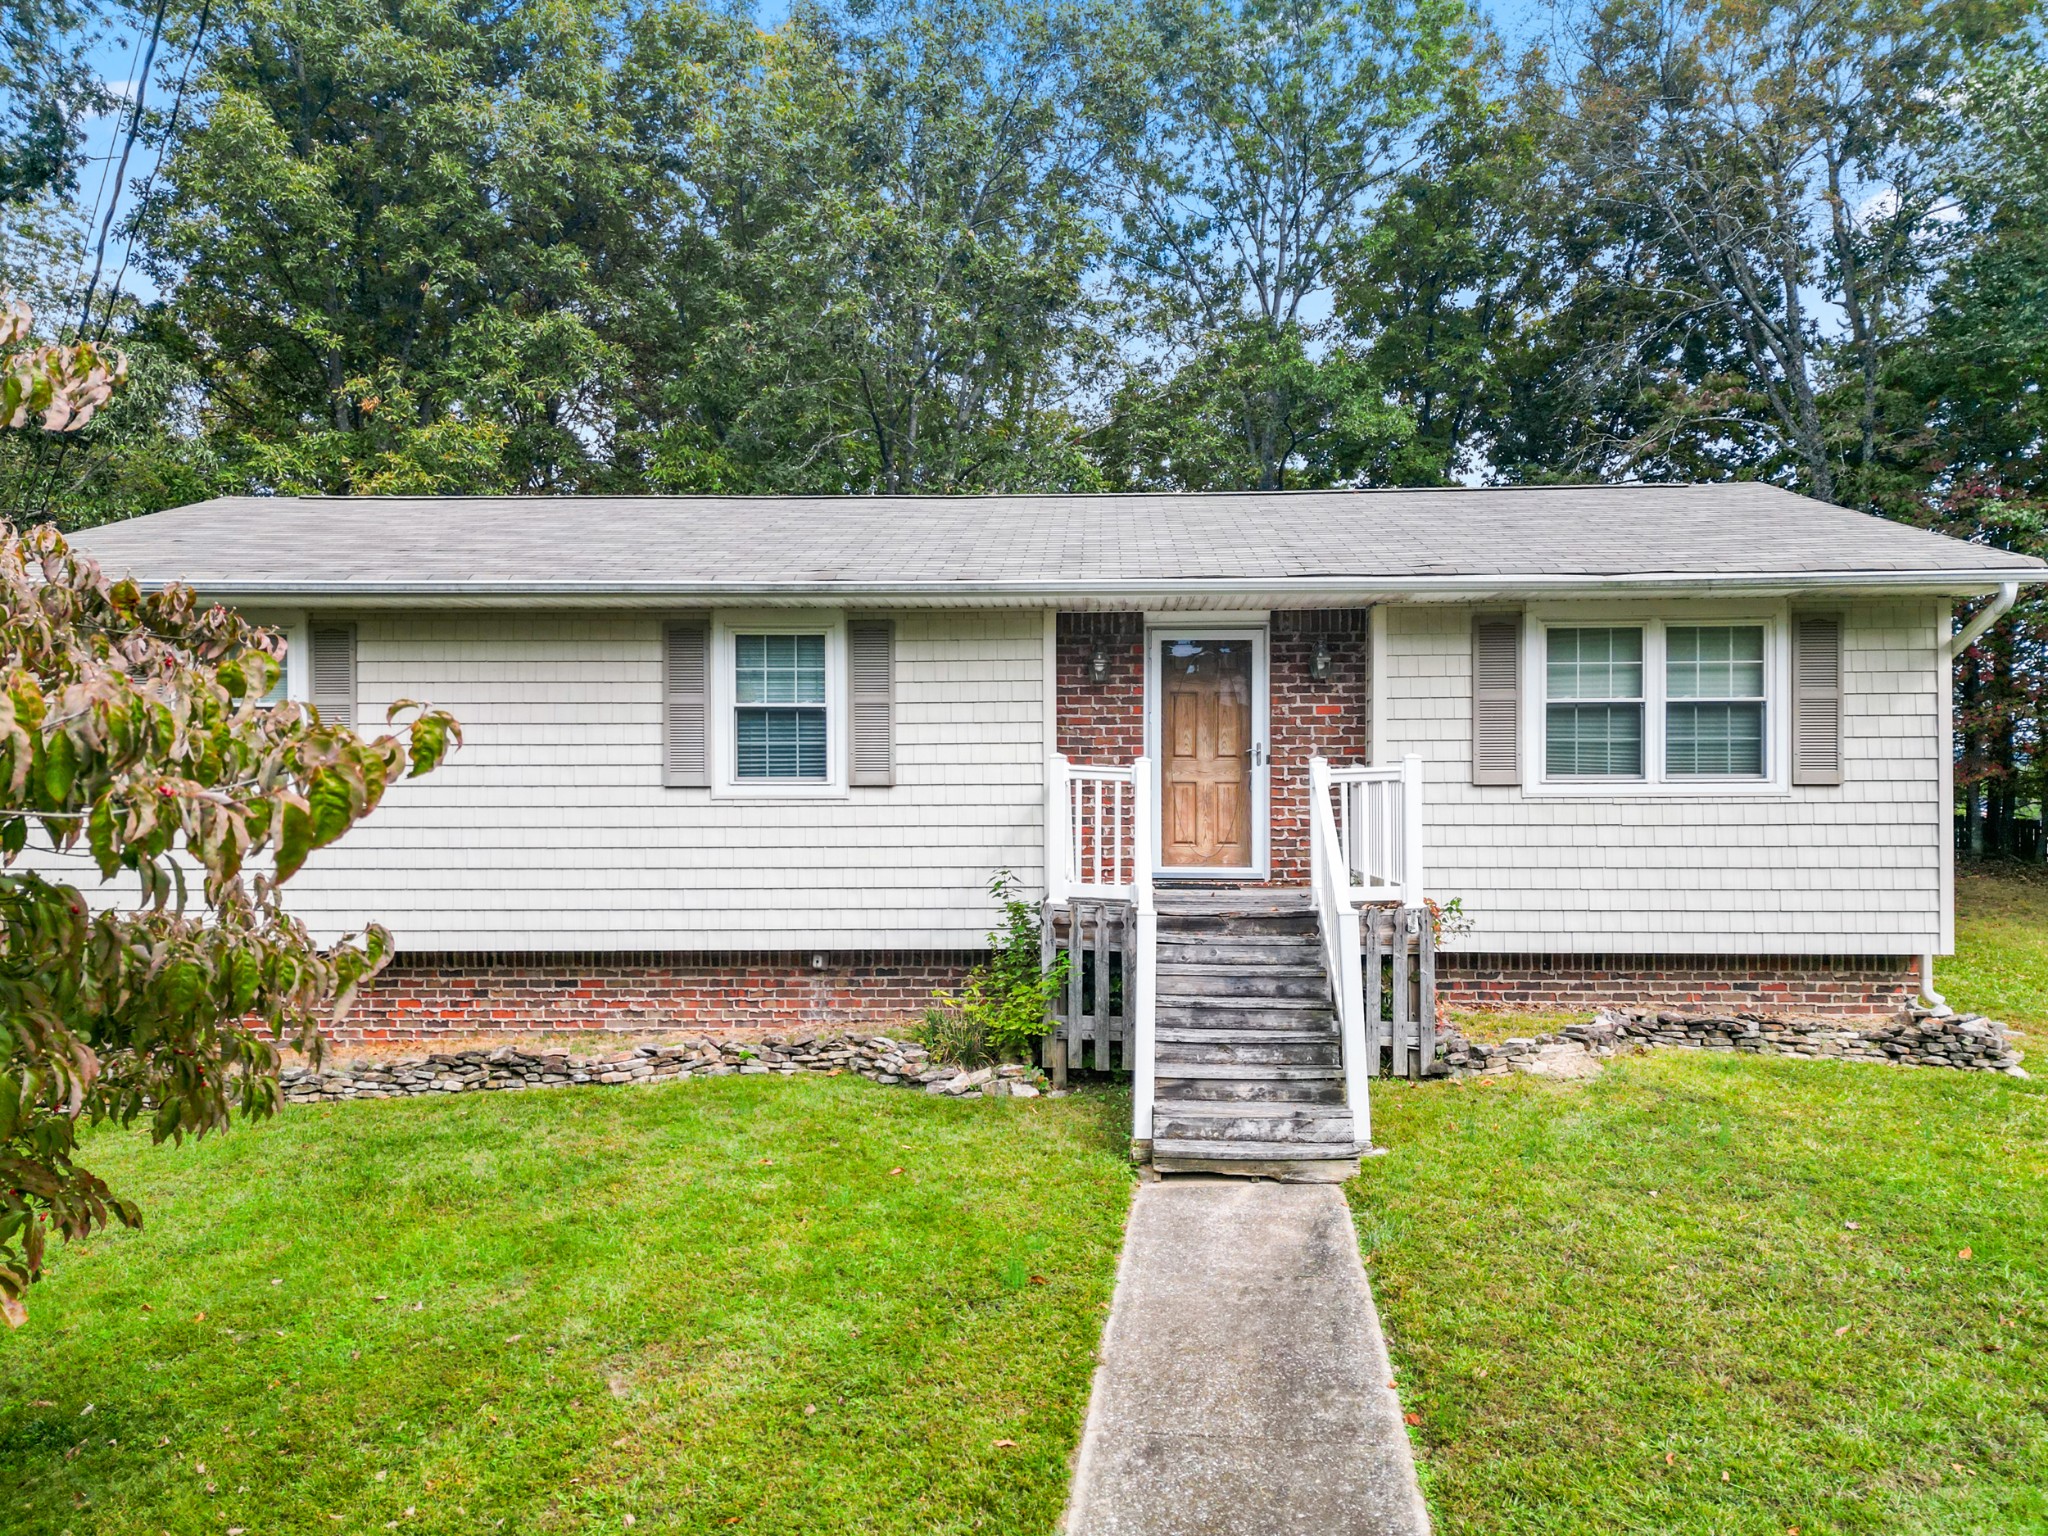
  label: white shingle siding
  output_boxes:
[286,609,1046,950]
[1380,600,1945,956]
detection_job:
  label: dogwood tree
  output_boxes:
[0,299,459,1324]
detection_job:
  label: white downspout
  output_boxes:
[1925,582,2018,1012]
[1944,581,2019,663]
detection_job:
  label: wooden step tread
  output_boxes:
[1153,1063,1342,1081]
[1154,1098,1354,1121]
[1153,1138,1360,1165]
[1155,1036,1343,1048]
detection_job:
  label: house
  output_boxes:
[72,485,2042,1169]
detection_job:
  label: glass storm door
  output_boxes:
[1159,637,1258,868]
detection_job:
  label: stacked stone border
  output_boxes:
[280,1031,1054,1105]
[1435,1004,2026,1078]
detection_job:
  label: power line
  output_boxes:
[98,0,214,343]
[74,0,171,340]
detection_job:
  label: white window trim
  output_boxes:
[240,609,309,704]
[1520,602,1792,797]
[709,609,848,799]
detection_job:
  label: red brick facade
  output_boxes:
[1435,954,1918,1019]
[336,951,979,1045]
[1055,609,1371,884]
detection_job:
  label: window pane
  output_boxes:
[1668,625,1764,700]
[735,707,827,779]
[1546,703,1644,776]
[1667,701,1765,776]
[1547,627,1643,700]
[735,633,826,705]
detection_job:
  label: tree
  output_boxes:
[1554,0,2019,505]
[1089,0,1473,488]
[1334,44,1566,484]
[0,0,110,209]
[646,0,1110,494]
[1898,44,2048,857]
[135,0,678,496]
[0,298,460,1322]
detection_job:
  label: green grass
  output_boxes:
[0,1076,1134,1535]
[1947,866,2048,1056]
[1355,867,2048,1535]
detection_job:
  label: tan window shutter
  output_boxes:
[663,619,710,788]
[1471,614,1520,786]
[848,618,895,786]
[310,623,356,726]
[1792,613,1843,786]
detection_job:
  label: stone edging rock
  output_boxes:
[279,1033,1055,1105]
[1436,1004,2027,1080]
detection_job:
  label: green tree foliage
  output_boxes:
[1089,0,1474,488]
[0,299,462,1322]
[1899,48,2048,857]
[657,0,1112,493]
[135,0,680,495]
[0,0,110,208]
[1551,0,2019,505]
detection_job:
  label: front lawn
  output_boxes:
[0,1076,1133,1535]
[1357,866,2048,1535]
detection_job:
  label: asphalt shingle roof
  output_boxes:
[71,485,2043,599]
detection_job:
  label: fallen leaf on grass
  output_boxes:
[993,1439,1017,1448]
[1029,1275,1049,1286]
[1835,1325,1851,1337]
[1958,1247,1973,1260]
[1665,1452,1676,1465]
[1403,1413,1421,1426]
[193,1311,206,1322]
[889,1167,904,1176]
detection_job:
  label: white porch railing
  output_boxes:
[1309,757,1373,1149]
[1045,754,1157,1144]
[1331,755,1426,908]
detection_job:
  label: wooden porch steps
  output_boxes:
[1148,894,1358,1174]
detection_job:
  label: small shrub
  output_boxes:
[920,873,1068,1066]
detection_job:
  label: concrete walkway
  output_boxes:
[1064,1179,1431,1536]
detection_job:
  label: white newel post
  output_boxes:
[1400,754,1425,910]
[1045,753,1070,905]
[1312,757,1373,1152]
[1130,755,1158,1144]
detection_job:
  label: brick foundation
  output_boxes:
[337,951,981,1045]
[1056,609,1372,885]
[1435,954,1919,1019]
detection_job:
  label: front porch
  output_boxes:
[1042,745,1438,1174]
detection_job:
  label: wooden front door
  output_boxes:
[1160,638,1255,867]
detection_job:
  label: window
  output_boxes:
[1534,615,1779,790]
[237,615,305,706]
[1546,627,1644,777]
[1666,625,1765,776]
[733,632,828,781]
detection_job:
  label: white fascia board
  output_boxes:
[148,567,2046,609]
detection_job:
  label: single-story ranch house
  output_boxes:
[74,487,2042,1165]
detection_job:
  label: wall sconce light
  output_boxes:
[1088,640,1110,683]
[1309,638,1333,682]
